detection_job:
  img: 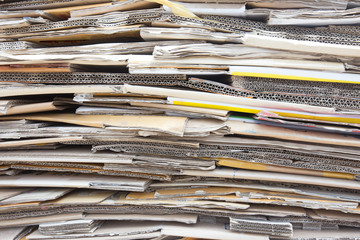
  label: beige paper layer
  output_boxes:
[122,84,334,114]
[0,85,117,98]
[0,102,63,116]
[227,120,360,148]
[182,168,360,191]
[0,113,188,136]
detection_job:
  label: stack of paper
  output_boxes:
[1,0,360,239]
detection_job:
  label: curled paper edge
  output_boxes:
[145,0,199,19]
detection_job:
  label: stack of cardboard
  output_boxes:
[1,0,360,239]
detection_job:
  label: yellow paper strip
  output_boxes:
[231,71,360,84]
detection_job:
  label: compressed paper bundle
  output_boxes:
[1,0,360,239]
